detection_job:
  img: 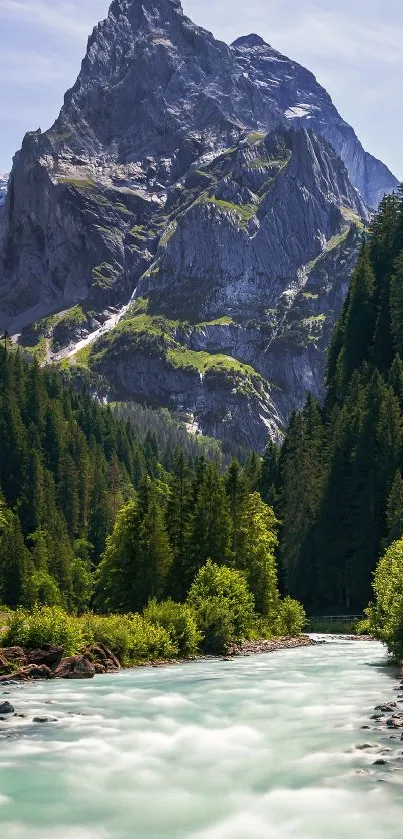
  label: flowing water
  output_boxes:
[1,639,402,838]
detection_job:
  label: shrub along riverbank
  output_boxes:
[362,537,403,661]
[0,563,306,677]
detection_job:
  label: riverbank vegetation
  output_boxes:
[362,538,403,660]
[1,563,305,664]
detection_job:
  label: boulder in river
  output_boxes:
[0,701,14,714]
[54,655,95,679]
[386,716,403,729]
[375,703,397,712]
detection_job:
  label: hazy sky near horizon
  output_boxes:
[0,0,401,177]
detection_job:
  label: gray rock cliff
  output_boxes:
[0,0,398,448]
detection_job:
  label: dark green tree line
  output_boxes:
[276,190,403,612]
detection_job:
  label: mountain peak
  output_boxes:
[108,0,182,13]
[232,34,268,49]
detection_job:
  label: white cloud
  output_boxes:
[184,0,403,65]
[0,48,73,86]
[0,0,108,40]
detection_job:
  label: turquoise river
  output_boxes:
[0,639,403,838]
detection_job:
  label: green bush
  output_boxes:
[23,571,62,608]
[143,600,201,657]
[79,613,177,665]
[275,597,307,636]
[365,538,403,660]
[187,560,256,653]
[192,597,235,654]
[4,606,85,655]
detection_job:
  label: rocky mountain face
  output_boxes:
[0,0,398,449]
[0,175,7,208]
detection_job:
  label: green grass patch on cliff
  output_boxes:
[341,206,366,229]
[247,132,266,145]
[72,344,93,370]
[202,196,257,227]
[87,311,265,396]
[305,228,351,275]
[58,177,96,189]
[89,313,178,365]
[167,347,265,395]
[195,316,235,327]
[247,157,288,171]
[92,262,120,290]
[54,306,86,330]
[122,298,150,319]
[159,221,178,247]
[24,337,48,365]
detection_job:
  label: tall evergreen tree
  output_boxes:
[185,462,232,589]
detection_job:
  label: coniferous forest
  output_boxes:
[260,189,403,642]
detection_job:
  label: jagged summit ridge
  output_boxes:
[46,0,396,205]
[232,34,268,48]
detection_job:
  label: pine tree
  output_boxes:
[390,252,403,356]
[243,450,262,493]
[388,354,403,411]
[340,242,376,388]
[167,450,192,600]
[135,476,173,606]
[226,460,246,556]
[0,497,31,607]
[96,480,173,613]
[185,462,232,590]
[259,442,280,511]
[280,397,325,601]
[386,470,403,546]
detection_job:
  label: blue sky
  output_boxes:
[0,0,401,178]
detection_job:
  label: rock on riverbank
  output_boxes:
[0,643,120,682]
[356,672,403,775]
[227,635,316,656]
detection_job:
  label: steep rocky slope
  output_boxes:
[0,175,7,208]
[0,0,397,448]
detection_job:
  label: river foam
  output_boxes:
[0,640,402,838]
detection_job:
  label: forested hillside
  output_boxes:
[0,347,304,651]
[0,348,157,609]
[266,190,403,613]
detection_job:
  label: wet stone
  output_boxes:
[0,701,14,714]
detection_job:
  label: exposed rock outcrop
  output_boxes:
[54,655,96,680]
[26,645,64,669]
[0,0,398,447]
[0,645,121,681]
